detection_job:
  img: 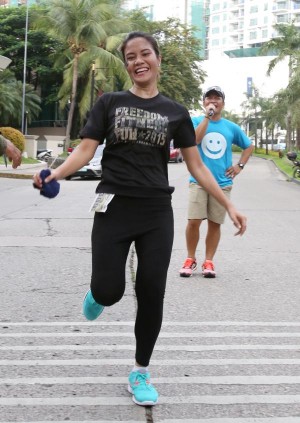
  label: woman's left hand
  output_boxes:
[228,206,247,236]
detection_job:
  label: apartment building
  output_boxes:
[208,0,300,59]
[124,1,295,112]
[0,0,37,6]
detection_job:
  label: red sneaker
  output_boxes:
[202,260,216,278]
[179,258,197,277]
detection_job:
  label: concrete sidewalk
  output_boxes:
[0,162,47,179]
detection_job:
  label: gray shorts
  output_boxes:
[187,183,232,224]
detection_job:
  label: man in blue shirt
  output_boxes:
[179,86,254,278]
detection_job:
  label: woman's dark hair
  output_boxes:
[120,31,160,61]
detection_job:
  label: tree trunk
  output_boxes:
[286,111,292,152]
[65,54,79,151]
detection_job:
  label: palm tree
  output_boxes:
[260,22,300,150]
[0,70,41,127]
[35,0,131,147]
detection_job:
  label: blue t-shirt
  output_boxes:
[190,116,252,187]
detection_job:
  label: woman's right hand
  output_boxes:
[33,139,98,189]
[33,168,58,189]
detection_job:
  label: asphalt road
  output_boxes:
[0,155,300,422]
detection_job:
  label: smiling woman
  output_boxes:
[32,31,247,408]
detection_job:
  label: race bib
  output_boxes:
[89,193,115,213]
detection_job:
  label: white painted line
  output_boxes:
[1,358,300,366]
[2,375,300,385]
[1,395,300,406]
[2,332,300,338]
[3,420,300,423]
[5,419,300,423]
[1,344,300,352]
[160,420,300,423]
[2,321,300,327]
[1,421,143,423]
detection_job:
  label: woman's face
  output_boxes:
[124,37,161,87]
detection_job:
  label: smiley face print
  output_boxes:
[201,132,227,160]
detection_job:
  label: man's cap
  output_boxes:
[203,86,225,100]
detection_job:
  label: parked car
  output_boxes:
[65,144,105,180]
[273,142,286,151]
[169,140,183,163]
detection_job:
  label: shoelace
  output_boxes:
[133,373,151,389]
[184,258,196,268]
[203,261,214,270]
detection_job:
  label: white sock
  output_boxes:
[133,365,148,374]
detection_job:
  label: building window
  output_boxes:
[249,31,257,40]
[250,5,258,13]
[277,2,288,10]
[250,18,258,26]
[262,29,268,38]
[212,15,220,23]
[212,39,220,46]
[277,14,288,23]
[212,27,220,34]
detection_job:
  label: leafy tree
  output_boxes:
[0,5,63,111]
[35,0,132,145]
[0,69,41,127]
[260,22,300,150]
[222,110,241,125]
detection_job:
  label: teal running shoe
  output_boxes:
[82,290,104,321]
[128,371,158,406]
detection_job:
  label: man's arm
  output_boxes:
[237,144,254,167]
[0,135,7,156]
[226,144,254,178]
[0,135,22,168]
[194,115,210,144]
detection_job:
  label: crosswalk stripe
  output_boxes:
[159,420,300,423]
[4,419,300,423]
[1,375,300,385]
[2,321,300,326]
[2,331,300,337]
[1,395,300,406]
[2,322,300,421]
[1,358,300,365]
[153,419,300,423]
[1,343,300,351]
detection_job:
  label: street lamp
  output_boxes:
[21,0,29,134]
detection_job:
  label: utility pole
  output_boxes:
[21,0,29,134]
[184,0,188,24]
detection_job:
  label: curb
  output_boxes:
[0,172,34,180]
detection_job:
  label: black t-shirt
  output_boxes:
[80,90,196,197]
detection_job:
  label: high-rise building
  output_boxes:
[207,0,300,59]
[124,0,189,22]
[124,0,295,113]
[0,0,38,6]
[125,1,300,59]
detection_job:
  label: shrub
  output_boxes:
[70,139,81,148]
[0,127,25,152]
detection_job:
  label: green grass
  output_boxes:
[252,148,299,179]
[0,156,40,165]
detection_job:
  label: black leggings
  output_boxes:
[91,195,174,367]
